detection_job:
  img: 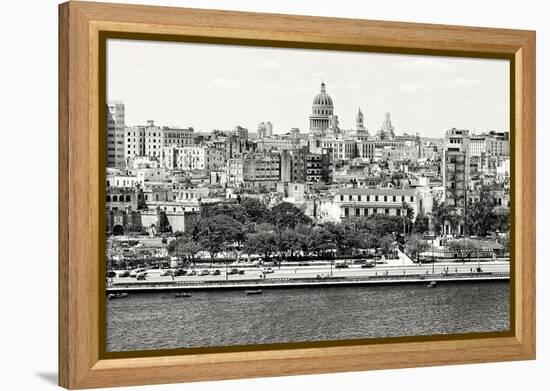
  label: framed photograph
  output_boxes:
[59,1,535,389]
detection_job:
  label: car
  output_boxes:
[227,268,239,275]
[130,268,147,278]
[361,262,375,268]
[118,270,130,278]
[136,272,147,280]
[106,271,117,278]
[198,269,210,276]
[238,270,245,275]
[187,269,197,276]
[174,269,187,276]
[262,267,274,274]
[335,263,348,269]
[160,269,174,276]
[212,269,221,276]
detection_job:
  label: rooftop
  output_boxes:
[336,188,416,196]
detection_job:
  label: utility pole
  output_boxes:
[431,237,435,275]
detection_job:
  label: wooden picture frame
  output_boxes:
[59,1,536,389]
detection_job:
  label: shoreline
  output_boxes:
[107,272,509,293]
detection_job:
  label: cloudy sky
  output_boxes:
[107,39,509,138]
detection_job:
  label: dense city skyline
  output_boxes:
[107,39,510,138]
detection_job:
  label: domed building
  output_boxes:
[309,82,339,136]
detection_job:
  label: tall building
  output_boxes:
[442,128,471,235]
[106,101,126,168]
[257,122,273,138]
[124,126,145,161]
[376,112,395,140]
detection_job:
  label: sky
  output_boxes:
[107,39,510,138]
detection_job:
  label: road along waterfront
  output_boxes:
[107,261,510,292]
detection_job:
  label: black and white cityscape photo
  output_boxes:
[105,40,511,352]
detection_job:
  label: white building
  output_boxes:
[333,188,419,221]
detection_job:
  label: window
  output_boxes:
[125,195,131,202]
[385,208,390,215]
[112,195,118,202]
[106,195,111,202]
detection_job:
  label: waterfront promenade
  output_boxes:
[107,261,510,292]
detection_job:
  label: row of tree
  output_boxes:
[167,190,510,262]
[168,199,421,262]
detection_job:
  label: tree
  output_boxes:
[308,227,336,257]
[243,231,277,261]
[355,214,402,237]
[405,234,429,262]
[431,201,458,236]
[168,235,202,265]
[202,203,247,224]
[378,235,396,257]
[268,202,311,263]
[413,212,430,234]
[497,233,510,256]
[492,206,510,233]
[447,238,479,262]
[268,202,312,229]
[465,189,498,236]
[240,197,269,223]
[196,215,244,259]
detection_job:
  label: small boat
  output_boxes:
[174,293,192,298]
[245,290,263,295]
[108,293,128,300]
[427,281,437,288]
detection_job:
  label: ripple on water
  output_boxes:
[106,281,510,352]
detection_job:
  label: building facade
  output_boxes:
[106,101,126,168]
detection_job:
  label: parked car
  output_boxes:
[262,267,274,274]
[187,269,197,276]
[335,262,348,269]
[174,269,187,276]
[106,271,117,278]
[160,269,174,276]
[361,261,375,268]
[228,268,239,275]
[198,269,210,276]
[118,270,130,278]
[238,270,245,275]
[212,269,221,276]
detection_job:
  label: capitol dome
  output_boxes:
[312,82,333,107]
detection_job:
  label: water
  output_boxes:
[106,281,509,352]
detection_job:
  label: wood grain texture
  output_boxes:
[58,1,536,389]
